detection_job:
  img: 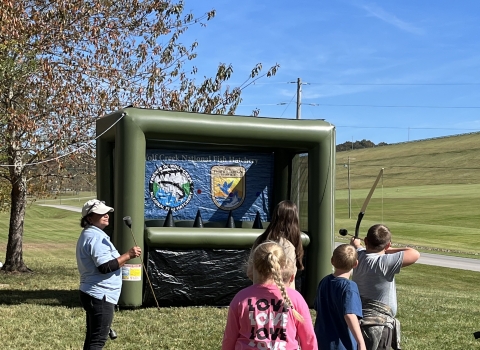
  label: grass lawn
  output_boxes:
[335,132,480,189]
[334,184,480,256]
[0,182,480,349]
[33,191,96,209]
[1,243,479,349]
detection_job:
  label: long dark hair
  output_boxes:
[253,200,304,270]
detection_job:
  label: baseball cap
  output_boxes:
[81,199,114,217]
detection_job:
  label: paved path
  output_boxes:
[43,204,480,272]
[417,252,480,272]
[41,204,82,213]
[333,241,480,272]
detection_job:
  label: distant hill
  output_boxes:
[335,132,480,189]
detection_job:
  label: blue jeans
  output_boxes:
[80,291,115,350]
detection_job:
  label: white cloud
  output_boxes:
[362,4,424,35]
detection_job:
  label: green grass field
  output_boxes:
[0,210,479,349]
[1,133,480,349]
[335,183,480,256]
[0,202,479,349]
[336,132,480,189]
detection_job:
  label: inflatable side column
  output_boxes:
[114,114,146,308]
[97,136,115,238]
[273,149,294,205]
[305,129,335,306]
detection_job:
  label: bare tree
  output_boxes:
[0,0,278,272]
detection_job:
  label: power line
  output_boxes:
[307,82,480,86]
[237,78,480,110]
[238,102,480,110]
[232,81,480,86]
[335,164,480,170]
[240,103,289,106]
[279,92,297,118]
[335,126,480,131]
[0,113,124,168]
[306,103,480,109]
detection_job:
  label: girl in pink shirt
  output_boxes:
[222,241,317,350]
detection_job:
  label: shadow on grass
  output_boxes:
[0,289,80,308]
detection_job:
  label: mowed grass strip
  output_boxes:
[1,245,479,349]
[0,206,80,249]
[0,199,478,348]
[396,264,480,350]
[33,191,96,208]
[335,183,480,255]
[335,132,480,189]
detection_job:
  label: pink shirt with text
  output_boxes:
[222,283,317,350]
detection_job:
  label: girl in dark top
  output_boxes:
[246,200,304,285]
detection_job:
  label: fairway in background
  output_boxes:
[336,132,480,189]
[333,132,480,256]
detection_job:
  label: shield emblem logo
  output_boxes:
[211,165,246,210]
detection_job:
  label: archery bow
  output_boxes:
[353,168,384,238]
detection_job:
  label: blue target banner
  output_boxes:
[144,150,274,222]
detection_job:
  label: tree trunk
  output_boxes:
[3,174,30,272]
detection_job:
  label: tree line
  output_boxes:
[336,139,388,152]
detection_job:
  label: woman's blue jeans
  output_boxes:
[80,291,115,350]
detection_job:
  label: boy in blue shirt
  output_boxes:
[314,244,366,350]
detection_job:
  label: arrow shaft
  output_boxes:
[360,168,384,213]
[354,168,384,237]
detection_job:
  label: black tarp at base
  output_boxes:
[144,248,252,307]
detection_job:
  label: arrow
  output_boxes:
[354,168,384,238]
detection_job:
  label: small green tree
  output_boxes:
[0,0,278,272]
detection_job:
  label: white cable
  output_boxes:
[0,113,125,168]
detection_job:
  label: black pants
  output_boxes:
[79,291,115,350]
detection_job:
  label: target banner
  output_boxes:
[144,149,274,222]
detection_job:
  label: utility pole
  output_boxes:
[294,78,302,215]
[296,78,301,119]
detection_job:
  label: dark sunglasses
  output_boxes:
[86,200,105,216]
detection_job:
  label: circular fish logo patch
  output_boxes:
[149,164,194,211]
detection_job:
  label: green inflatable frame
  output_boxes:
[96,107,336,307]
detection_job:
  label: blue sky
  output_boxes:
[181,0,480,145]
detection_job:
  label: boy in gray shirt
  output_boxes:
[351,224,420,350]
